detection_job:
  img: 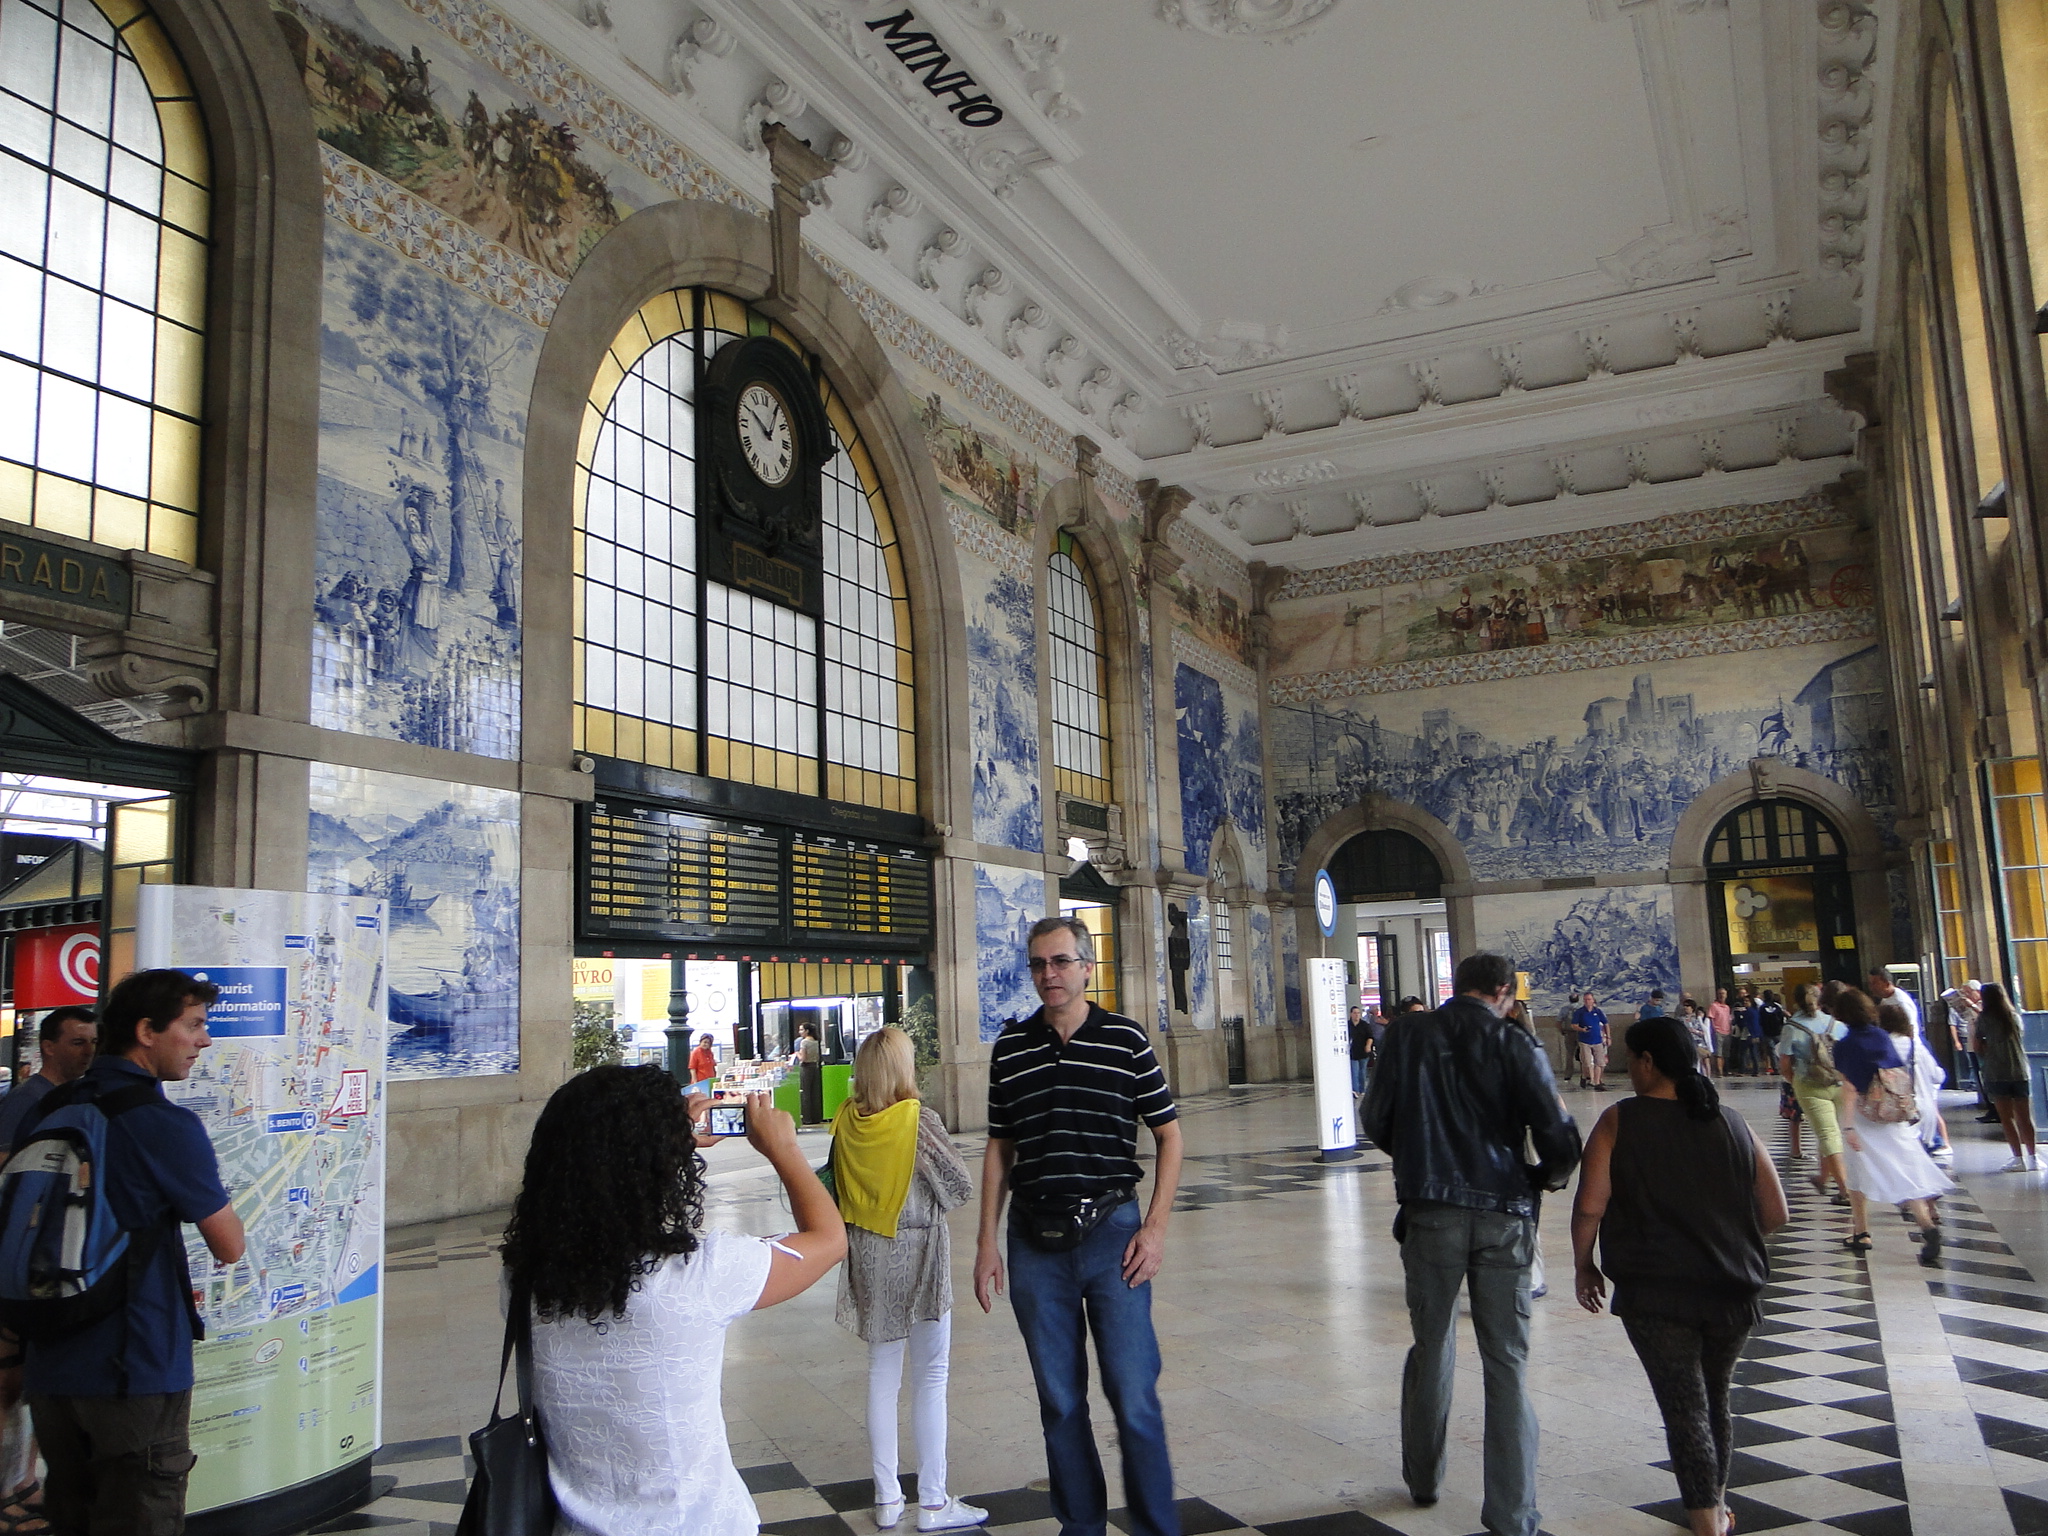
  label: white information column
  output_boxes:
[1306,956,1359,1162]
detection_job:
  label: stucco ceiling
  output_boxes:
[529,0,1891,567]
[1021,0,1676,347]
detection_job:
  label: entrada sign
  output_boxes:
[0,527,129,616]
[865,9,1006,126]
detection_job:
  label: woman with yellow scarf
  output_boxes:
[831,1028,979,1531]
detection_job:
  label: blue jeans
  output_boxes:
[1008,1200,1178,1536]
[1399,1201,1540,1536]
[1351,1058,1367,1094]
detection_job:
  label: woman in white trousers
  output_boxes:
[832,1028,982,1532]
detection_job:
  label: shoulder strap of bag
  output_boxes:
[490,1276,536,1423]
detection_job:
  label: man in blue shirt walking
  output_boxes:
[1570,992,1609,1090]
[6,970,246,1534]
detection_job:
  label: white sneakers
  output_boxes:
[2000,1155,2033,1172]
[917,1497,990,1531]
[878,1495,989,1531]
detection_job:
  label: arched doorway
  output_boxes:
[1704,798,1859,995]
[1327,828,1453,1011]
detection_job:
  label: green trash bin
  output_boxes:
[822,1064,852,1123]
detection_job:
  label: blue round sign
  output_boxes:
[1314,869,1338,937]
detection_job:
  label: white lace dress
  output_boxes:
[528,1232,773,1536]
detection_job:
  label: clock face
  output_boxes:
[736,382,796,488]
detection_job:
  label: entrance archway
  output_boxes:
[1292,796,1475,1004]
[1702,798,1858,996]
[1668,761,1891,1001]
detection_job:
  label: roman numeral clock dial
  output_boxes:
[737,383,795,488]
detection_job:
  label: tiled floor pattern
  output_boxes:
[316,1085,2038,1535]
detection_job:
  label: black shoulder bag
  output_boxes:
[456,1277,555,1536]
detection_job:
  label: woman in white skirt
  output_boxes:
[1831,988,1950,1265]
[831,1028,983,1531]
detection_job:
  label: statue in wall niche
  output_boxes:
[1167,904,1190,1015]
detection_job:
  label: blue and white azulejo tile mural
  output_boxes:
[1175,663,1267,878]
[1479,885,1678,1023]
[312,221,539,760]
[963,544,1043,853]
[975,861,1045,1043]
[308,763,522,1079]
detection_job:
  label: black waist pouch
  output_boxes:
[1012,1187,1134,1253]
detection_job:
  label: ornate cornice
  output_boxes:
[1275,492,1841,600]
[1270,605,1878,705]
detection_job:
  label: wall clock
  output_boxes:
[701,335,830,617]
[736,381,795,488]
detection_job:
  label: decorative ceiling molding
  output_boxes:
[1377,275,1501,314]
[940,0,1081,122]
[1155,0,1342,44]
[1816,0,1877,295]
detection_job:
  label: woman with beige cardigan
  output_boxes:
[832,1027,982,1532]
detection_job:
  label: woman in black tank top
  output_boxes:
[1571,1018,1788,1536]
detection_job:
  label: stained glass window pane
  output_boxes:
[0,0,206,561]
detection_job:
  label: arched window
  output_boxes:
[1705,800,1842,867]
[1047,531,1111,804]
[573,290,914,812]
[0,0,208,562]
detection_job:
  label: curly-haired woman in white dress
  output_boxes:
[501,1066,845,1535]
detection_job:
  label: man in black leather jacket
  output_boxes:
[1360,951,1581,1536]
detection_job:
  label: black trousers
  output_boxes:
[30,1389,195,1536]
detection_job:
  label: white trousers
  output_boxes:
[868,1311,951,1507]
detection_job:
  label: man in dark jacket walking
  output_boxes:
[1361,951,1581,1536]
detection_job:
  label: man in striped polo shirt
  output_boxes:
[975,915,1184,1536]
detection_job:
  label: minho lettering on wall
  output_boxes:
[864,9,1006,126]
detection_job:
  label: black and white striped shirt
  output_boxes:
[986,1004,1177,1197]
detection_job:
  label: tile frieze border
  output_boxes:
[1269,605,1880,705]
[947,506,1034,578]
[1277,493,1846,601]
[1172,628,1259,699]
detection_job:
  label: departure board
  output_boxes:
[790,834,933,941]
[584,803,783,939]
[580,797,932,950]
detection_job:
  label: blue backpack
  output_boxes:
[0,1079,170,1340]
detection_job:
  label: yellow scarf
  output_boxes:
[830,1098,921,1239]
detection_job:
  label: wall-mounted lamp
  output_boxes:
[1977,480,2010,518]
[1919,673,1938,690]
[1942,597,1964,622]
[2035,301,2048,335]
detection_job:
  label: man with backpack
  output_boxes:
[0,970,246,1533]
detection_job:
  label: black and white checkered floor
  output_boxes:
[317,1086,2048,1535]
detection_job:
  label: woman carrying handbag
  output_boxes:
[831,1028,981,1532]
[480,1066,843,1535]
